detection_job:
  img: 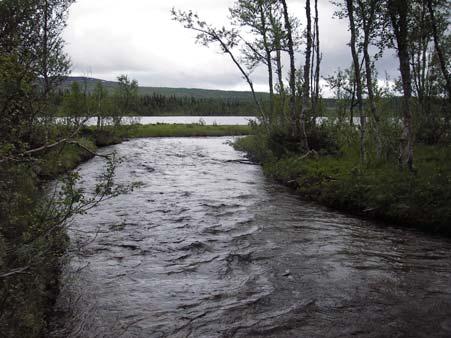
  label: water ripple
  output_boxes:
[50,137,451,338]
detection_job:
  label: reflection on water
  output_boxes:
[51,137,451,338]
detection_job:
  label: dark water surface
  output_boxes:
[51,137,451,338]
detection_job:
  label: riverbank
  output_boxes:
[0,138,99,337]
[234,135,451,236]
[0,123,253,337]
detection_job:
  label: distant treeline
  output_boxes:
[136,93,258,116]
[52,89,259,116]
[52,78,414,118]
[53,76,268,116]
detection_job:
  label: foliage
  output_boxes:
[234,133,275,163]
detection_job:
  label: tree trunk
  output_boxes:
[43,0,49,95]
[313,0,321,123]
[350,75,356,126]
[216,36,266,121]
[276,49,286,120]
[346,0,366,163]
[311,22,315,105]
[389,0,414,170]
[301,0,312,150]
[42,0,50,142]
[427,0,451,100]
[259,2,275,122]
[97,93,102,129]
[358,0,382,159]
[280,0,298,137]
[269,6,286,125]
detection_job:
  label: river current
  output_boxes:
[50,137,451,338]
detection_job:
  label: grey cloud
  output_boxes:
[65,0,400,93]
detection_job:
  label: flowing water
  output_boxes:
[51,137,451,338]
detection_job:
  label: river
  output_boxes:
[50,137,451,338]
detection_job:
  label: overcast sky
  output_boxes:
[63,0,398,93]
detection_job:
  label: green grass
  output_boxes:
[122,123,252,138]
[235,135,451,235]
[81,124,253,143]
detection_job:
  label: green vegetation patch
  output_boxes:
[235,135,451,236]
[0,139,96,337]
[124,123,252,138]
[84,124,253,140]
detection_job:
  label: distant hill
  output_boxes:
[61,76,270,101]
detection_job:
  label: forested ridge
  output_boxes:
[53,76,428,118]
[54,76,359,117]
[53,76,266,116]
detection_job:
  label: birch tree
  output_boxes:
[171,8,265,121]
[388,0,415,170]
[229,0,276,121]
[301,0,312,151]
[344,0,366,162]
[280,0,302,141]
[426,0,451,100]
[311,0,321,120]
[355,0,385,158]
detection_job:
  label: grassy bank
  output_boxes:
[235,135,451,236]
[89,123,252,140]
[123,123,252,138]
